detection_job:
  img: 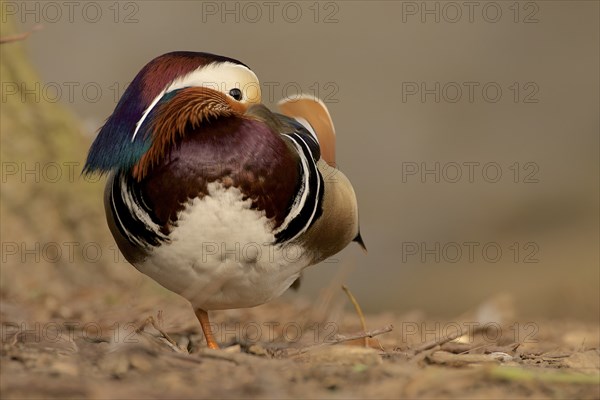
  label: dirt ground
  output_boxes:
[1,283,599,400]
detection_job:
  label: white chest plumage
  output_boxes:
[135,182,310,310]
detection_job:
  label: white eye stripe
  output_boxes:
[132,62,261,141]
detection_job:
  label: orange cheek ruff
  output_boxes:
[132,87,248,180]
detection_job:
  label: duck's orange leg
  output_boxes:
[195,308,219,349]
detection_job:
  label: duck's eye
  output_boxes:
[229,88,243,101]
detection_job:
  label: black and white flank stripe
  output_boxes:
[108,172,168,248]
[274,117,324,244]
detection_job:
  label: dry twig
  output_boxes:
[411,326,470,355]
[136,314,186,354]
[0,25,43,44]
[289,324,393,356]
[341,284,369,347]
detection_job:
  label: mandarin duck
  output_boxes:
[84,51,364,349]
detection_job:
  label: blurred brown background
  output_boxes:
[2,1,598,321]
